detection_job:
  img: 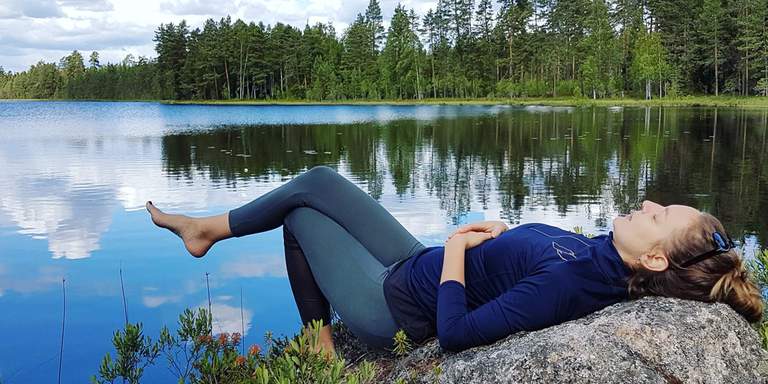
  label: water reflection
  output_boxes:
[160,107,768,244]
[0,102,766,383]
[1,105,766,259]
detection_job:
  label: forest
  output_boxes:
[1,0,767,101]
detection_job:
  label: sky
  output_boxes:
[0,0,439,73]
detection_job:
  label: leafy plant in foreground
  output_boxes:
[747,248,768,349]
[93,309,382,383]
[91,323,161,384]
[392,329,413,357]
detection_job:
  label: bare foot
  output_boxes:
[146,201,215,258]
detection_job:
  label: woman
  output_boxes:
[146,166,763,355]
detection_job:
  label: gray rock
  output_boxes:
[339,297,768,383]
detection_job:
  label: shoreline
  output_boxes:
[3,96,768,108]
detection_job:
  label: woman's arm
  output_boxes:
[436,231,571,352]
[437,270,568,352]
[440,232,493,285]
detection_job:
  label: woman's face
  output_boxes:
[612,200,701,263]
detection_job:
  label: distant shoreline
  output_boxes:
[4,96,768,108]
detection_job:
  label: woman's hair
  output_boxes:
[627,212,764,323]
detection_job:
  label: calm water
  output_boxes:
[0,101,766,383]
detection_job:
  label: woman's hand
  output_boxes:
[446,231,494,250]
[448,220,509,240]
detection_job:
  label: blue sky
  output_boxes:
[0,0,439,72]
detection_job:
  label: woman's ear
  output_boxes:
[638,249,669,272]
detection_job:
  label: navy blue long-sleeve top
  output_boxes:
[382,223,631,352]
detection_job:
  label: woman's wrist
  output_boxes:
[441,237,466,285]
[445,235,468,249]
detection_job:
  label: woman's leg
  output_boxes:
[283,226,330,327]
[147,165,425,261]
[283,226,335,356]
[282,207,403,349]
[145,205,231,257]
[228,166,425,266]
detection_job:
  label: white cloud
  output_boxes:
[203,302,252,336]
[220,254,288,279]
[143,294,181,308]
[0,264,65,294]
[0,0,444,72]
[159,0,236,16]
[0,0,64,19]
[59,0,114,12]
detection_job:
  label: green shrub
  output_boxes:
[392,329,412,357]
[747,248,768,349]
[93,308,385,383]
[91,323,161,384]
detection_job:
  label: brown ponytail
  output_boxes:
[708,258,763,322]
[627,213,764,323]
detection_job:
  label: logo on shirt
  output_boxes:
[552,241,576,261]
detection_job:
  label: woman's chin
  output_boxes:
[611,216,624,229]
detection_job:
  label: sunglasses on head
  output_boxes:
[680,232,736,268]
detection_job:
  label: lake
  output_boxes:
[0,101,766,383]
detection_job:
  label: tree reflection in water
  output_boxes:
[161,107,768,247]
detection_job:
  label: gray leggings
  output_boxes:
[228,166,426,348]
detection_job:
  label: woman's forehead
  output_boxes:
[668,204,700,213]
[667,205,701,223]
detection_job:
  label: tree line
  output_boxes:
[1,0,767,101]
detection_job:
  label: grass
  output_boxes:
[161,96,768,108]
[5,95,768,108]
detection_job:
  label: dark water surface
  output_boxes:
[0,101,766,383]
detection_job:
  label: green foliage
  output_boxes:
[91,323,161,384]
[5,1,768,100]
[93,309,388,383]
[392,329,413,357]
[572,226,594,238]
[580,0,620,99]
[382,5,423,99]
[696,0,725,95]
[631,31,673,99]
[755,78,768,97]
[747,248,768,350]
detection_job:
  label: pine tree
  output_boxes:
[364,0,385,51]
[580,0,618,98]
[473,0,497,94]
[732,0,766,95]
[382,5,422,99]
[647,0,700,93]
[612,0,644,95]
[697,0,725,95]
[89,51,100,69]
[497,0,533,82]
[154,21,190,99]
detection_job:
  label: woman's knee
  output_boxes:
[305,165,338,179]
